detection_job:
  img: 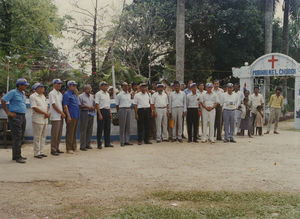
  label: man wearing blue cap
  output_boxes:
[1,78,29,163]
[95,81,113,148]
[186,83,200,143]
[30,83,49,159]
[220,83,239,143]
[63,80,80,153]
[49,79,65,156]
[201,83,219,143]
[151,84,169,143]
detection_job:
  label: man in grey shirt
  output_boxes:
[78,84,95,151]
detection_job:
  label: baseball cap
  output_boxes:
[206,83,213,88]
[157,84,164,88]
[227,83,234,87]
[99,81,108,87]
[67,80,78,87]
[16,78,29,86]
[32,82,44,90]
[140,82,147,87]
[52,79,63,84]
[190,83,197,88]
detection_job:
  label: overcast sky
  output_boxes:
[53,0,284,69]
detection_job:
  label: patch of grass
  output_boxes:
[109,191,300,218]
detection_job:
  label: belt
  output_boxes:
[119,107,131,109]
[138,107,150,110]
[12,112,25,115]
[223,109,235,111]
[172,106,183,108]
[156,107,167,109]
[100,108,110,110]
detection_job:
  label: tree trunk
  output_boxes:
[282,0,290,108]
[282,0,290,55]
[264,0,273,93]
[176,0,185,83]
[1,0,12,56]
[91,0,98,90]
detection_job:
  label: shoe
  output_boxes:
[80,148,87,151]
[193,140,199,143]
[156,140,161,143]
[57,150,64,154]
[40,154,47,157]
[105,144,114,148]
[264,131,269,134]
[97,146,102,149]
[182,135,187,139]
[121,143,125,147]
[223,139,229,143]
[188,140,192,143]
[34,155,43,159]
[51,152,59,156]
[172,139,177,142]
[211,141,215,144]
[124,142,133,146]
[20,156,27,160]
[202,140,207,143]
[216,138,223,141]
[230,139,237,143]
[145,141,152,144]
[178,139,183,143]
[16,158,26,164]
[67,150,74,154]
[138,141,143,145]
[86,146,93,149]
[274,131,279,134]
[162,139,169,142]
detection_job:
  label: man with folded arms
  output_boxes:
[63,80,80,154]
[1,78,29,163]
[78,84,95,151]
[151,84,169,143]
[116,82,133,147]
[95,81,113,149]
[49,79,65,156]
[30,83,49,159]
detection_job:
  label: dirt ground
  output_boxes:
[0,121,299,218]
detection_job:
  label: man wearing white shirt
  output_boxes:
[186,83,200,143]
[30,83,49,158]
[151,84,169,143]
[201,83,218,143]
[249,86,264,135]
[198,82,206,137]
[95,81,113,149]
[220,83,239,143]
[134,83,152,145]
[49,79,65,156]
[116,82,133,146]
[169,81,187,143]
[213,80,224,140]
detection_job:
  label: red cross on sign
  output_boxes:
[268,55,278,69]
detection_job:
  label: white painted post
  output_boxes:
[295,76,300,129]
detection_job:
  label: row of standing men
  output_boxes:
[1,78,283,164]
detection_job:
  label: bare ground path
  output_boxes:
[0,121,299,218]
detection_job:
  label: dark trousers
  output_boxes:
[97,109,111,147]
[251,112,256,135]
[66,118,79,151]
[8,114,26,160]
[137,108,150,142]
[214,104,223,140]
[187,108,199,141]
[51,119,63,153]
[80,111,94,149]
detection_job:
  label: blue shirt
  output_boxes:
[1,88,26,114]
[63,89,80,119]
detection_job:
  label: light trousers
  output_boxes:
[156,108,168,141]
[235,109,242,132]
[118,108,131,144]
[202,108,216,141]
[32,122,47,156]
[171,107,184,140]
[223,109,235,141]
[267,107,281,132]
